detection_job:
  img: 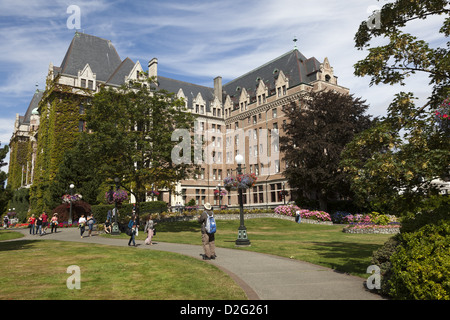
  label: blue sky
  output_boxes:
[0,0,447,170]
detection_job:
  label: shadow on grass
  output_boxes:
[308,241,382,276]
[0,240,39,252]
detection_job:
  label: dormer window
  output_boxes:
[81,79,86,88]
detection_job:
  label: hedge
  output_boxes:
[91,201,167,223]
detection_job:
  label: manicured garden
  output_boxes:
[103,217,394,279]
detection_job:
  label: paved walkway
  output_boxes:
[11,228,384,300]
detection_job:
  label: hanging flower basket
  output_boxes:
[435,97,450,134]
[223,176,238,191]
[105,189,128,204]
[62,194,82,203]
[224,173,257,191]
[214,189,227,196]
[7,211,16,217]
[147,190,160,197]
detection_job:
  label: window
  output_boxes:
[88,80,94,90]
[80,79,86,88]
[272,108,277,118]
[78,120,86,132]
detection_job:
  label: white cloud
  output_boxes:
[0,0,445,148]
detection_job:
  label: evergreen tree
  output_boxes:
[280,90,373,211]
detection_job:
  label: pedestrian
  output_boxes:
[51,213,58,233]
[36,214,43,235]
[104,219,111,234]
[42,211,48,234]
[28,214,36,235]
[87,213,95,237]
[127,216,137,246]
[197,203,216,260]
[78,214,86,238]
[144,215,157,245]
[3,215,9,229]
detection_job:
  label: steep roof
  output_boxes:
[157,76,215,110]
[58,32,122,82]
[21,90,44,125]
[222,49,321,100]
[106,57,136,86]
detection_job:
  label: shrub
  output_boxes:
[370,235,401,296]
[387,220,450,300]
[274,204,300,217]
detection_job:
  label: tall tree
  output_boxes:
[354,0,449,107]
[280,90,373,211]
[342,0,450,217]
[85,76,198,206]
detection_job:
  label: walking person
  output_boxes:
[36,214,43,235]
[78,214,86,238]
[127,216,137,246]
[144,215,157,245]
[3,215,9,229]
[197,203,216,260]
[42,211,48,234]
[50,213,58,233]
[28,214,36,235]
[86,213,95,237]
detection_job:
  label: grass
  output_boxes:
[119,218,394,278]
[0,218,393,300]
[0,236,247,300]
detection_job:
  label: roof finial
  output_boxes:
[293,36,298,50]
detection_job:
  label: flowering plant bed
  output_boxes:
[274,205,332,222]
[343,223,401,234]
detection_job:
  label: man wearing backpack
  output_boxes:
[198,203,216,260]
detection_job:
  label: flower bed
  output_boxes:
[342,223,401,234]
[274,205,332,223]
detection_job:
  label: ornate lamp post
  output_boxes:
[235,154,251,246]
[68,184,74,225]
[217,183,222,208]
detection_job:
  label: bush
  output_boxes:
[91,201,167,223]
[370,235,401,296]
[387,220,450,300]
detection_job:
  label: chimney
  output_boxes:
[148,58,158,79]
[214,76,222,103]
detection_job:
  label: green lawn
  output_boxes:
[0,238,247,300]
[125,218,394,278]
[0,218,393,300]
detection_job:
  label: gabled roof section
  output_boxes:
[59,32,122,82]
[157,76,215,110]
[106,57,135,86]
[222,49,321,100]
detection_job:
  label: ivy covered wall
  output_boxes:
[29,80,89,214]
